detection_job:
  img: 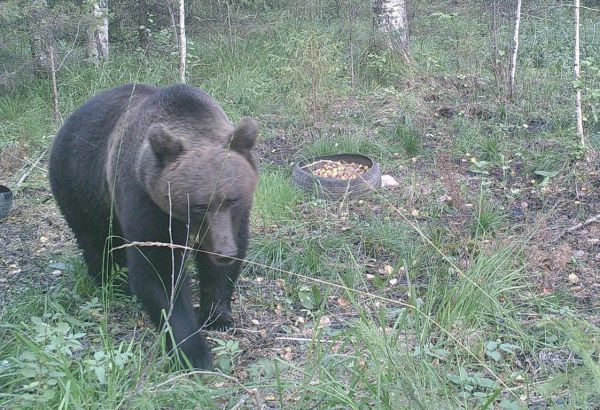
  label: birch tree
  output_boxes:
[508,0,522,100]
[178,0,186,83]
[574,0,584,147]
[87,0,109,66]
[372,0,409,58]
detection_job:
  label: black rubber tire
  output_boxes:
[292,154,381,200]
[0,185,13,219]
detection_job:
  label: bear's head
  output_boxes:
[140,117,259,265]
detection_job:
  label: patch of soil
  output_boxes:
[255,133,300,167]
[0,144,30,182]
[0,185,75,313]
[522,155,600,312]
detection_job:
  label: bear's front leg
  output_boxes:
[194,252,241,331]
[128,246,212,369]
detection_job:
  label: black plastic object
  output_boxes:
[0,185,13,218]
[292,154,381,200]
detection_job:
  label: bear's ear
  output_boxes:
[228,117,258,152]
[148,123,184,163]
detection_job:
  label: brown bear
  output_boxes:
[48,83,259,369]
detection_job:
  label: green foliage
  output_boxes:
[212,338,243,375]
[297,284,323,310]
[472,194,506,236]
[446,367,499,401]
[252,171,302,226]
[581,56,600,129]
[535,316,600,406]
[394,123,421,156]
[302,133,381,158]
[484,340,519,362]
[273,29,347,118]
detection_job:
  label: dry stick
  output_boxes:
[300,159,339,169]
[111,241,521,402]
[16,149,48,188]
[55,18,84,72]
[564,213,600,234]
[148,370,263,408]
[48,44,62,125]
[508,0,522,100]
[166,182,178,334]
[230,395,249,410]
[3,152,48,176]
[348,5,356,88]
[574,0,585,147]
[275,336,339,344]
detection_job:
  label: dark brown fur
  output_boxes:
[49,83,259,369]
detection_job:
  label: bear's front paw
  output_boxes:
[198,307,234,331]
[190,350,213,370]
[176,333,213,370]
[206,316,234,331]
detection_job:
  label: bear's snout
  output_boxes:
[211,240,237,265]
[208,210,238,266]
[212,250,237,266]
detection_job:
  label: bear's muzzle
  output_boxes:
[208,209,238,266]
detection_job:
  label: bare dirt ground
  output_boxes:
[0,175,74,313]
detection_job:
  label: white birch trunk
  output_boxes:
[574,0,585,147]
[373,0,409,54]
[87,0,109,66]
[508,0,522,99]
[178,0,186,83]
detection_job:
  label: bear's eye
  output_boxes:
[224,198,239,206]
[193,204,209,212]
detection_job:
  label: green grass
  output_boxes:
[252,170,303,226]
[395,124,422,157]
[472,193,507,237]
[2,0,600,408]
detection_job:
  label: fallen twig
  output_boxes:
[16,149,48,188]
[300,159,338,169]
[148,370,263,408]
[275,336,336,343]
[230,394,249,410]
[563,213,600,235]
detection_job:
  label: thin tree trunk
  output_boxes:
[167,0,179,50]
[489,0,504,92]
[87,0,109,66]
[30,0,55,77]
[49,44,61,125]
[574,0,585,147]
[349,31,355,88]
[178,0,186,83]
[347,4,359,88]
[138,0,150,52]
[373,0,409,59]
[508,0,522,100]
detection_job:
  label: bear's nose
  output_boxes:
[213,252,236,265]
